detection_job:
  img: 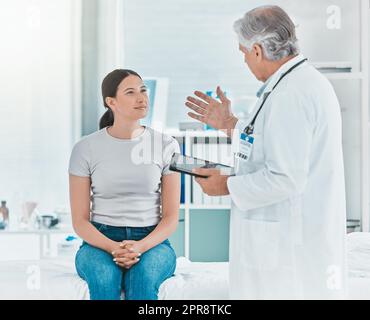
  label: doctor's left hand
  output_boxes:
[193,168,230,196]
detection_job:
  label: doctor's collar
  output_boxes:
[256,77,272,98]
[256,54,306,98]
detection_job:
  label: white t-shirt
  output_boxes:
[68,126,180,227]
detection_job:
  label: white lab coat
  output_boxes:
[227,54,347,299]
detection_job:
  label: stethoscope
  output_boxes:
[243,58,308,135]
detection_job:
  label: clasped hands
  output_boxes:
[111,240,143,269]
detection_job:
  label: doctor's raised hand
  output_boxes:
[185,86,237,195]
[185,86,238,137]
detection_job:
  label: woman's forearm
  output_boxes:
[140,216,178,253]
[73,220,118,253]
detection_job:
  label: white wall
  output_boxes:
[0,0,81,225]
[122,0,360,127]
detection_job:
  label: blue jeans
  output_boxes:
[75,222,177,300]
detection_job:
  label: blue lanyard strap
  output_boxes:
[244,58,308,135]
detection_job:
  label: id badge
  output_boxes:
[237,133,254,161]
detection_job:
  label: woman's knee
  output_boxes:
[139,242,176,271]
[149,241,177,272]
[123,242,177,297]
[75,243,122,284]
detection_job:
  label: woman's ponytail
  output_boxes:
[99,108,114,129]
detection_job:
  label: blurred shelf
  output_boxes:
[0,227,74,234]
[180,204,230,210]
[323,72,363,80]
[165,129,228,138]
[347,219,361,233]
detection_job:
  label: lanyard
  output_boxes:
[244,58,308,135]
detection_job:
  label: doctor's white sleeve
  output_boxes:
[227,90,314,211]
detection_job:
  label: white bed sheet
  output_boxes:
[1,256,369,300]
[0,256,229,300]
[348,277,370,300]
[0,258,86,300]
[1,231,370,300]
[159,257,229,300]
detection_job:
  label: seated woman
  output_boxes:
[69,69,180,300]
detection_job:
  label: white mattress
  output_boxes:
[1,232,370,300]
[346,232,370,300]
[159,257,229,300]
[348,277,370,300]
[0,256,229,300]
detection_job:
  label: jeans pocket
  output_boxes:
[144,225,157,233]
[131,225,157,240]
[90,221,107,232]
[162,238,171,247]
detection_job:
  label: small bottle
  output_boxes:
[0,201,9,227]
[0,211,4,230]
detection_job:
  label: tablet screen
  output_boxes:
[170,153,234,177]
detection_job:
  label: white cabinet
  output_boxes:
[320,0,369,231]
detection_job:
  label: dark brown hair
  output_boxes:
[99,69,142,129]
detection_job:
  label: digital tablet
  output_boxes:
[169,153,235,178]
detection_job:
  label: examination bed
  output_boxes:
[0,232,369,300]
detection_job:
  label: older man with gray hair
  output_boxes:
[186,5,346,299]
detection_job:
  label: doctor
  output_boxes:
[185,5,347,299]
